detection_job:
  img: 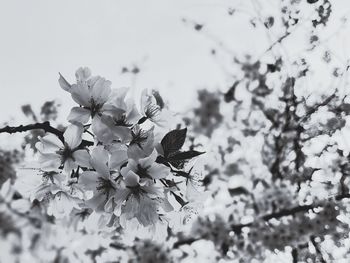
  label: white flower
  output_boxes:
[127,125,155,160]
[35,124,90,173]
[47,190,81,219]
[108,170,165,227]
[61,67,112,123]
[140,89,174,127]
[29,170,65,202]
[85,87,142,144]
[60,67,126,142]
[121,149,170,182]
[79,146,121,212]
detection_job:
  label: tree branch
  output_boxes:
[310,236,326,263]
[0,121,94,147]
[173,238,201,248]
[229,204,316,234]
[299,93,336,123]
[262,204,314,221]
[0,121,64,141]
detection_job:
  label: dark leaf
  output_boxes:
[156,156,170,167]
[164,179,178,188]
[161,128,187,157]
[175,170,190,178]
[168,150,205,161]
[171,191,187,207]
[224,81,238,103]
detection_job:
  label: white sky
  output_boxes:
[0,0,232,123]
[1,0,350,125]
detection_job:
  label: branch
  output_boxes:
[299,93,336,123]
[229,204,316,234]
[262,204,314,221]
[264,31,291,54]
[0,121,64,141]
[310,236,326,263]
[173,238,201,248]
[335,193,350,201]
[0,121,94,147]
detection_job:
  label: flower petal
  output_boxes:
[71,83,91,107]
[86,194,107,212]
[58,73,71,91]
[72,149,91,168]
[124,171,140,187]
[75,67,91,82]
[79,171,100,190]
[63,158,77,174]
[68,107,90,124]
[147,163,170,179]
[120,159,137,178]
[38,153,61,170]
[90,146,110,177]
[36,134,64,153]
[91,115,114,144]
[139,149,158,167]
[91,77,111,105]
[63,124,83,149]
[110,149,128,170]
[112,126,132,143]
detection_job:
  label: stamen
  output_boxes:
[57,145,74,163]
[114,114,132,127]
[130,129,148,148]
[145,103,160,120]
[96,177,115,198]
[88,98,103,118]
[136,164,152,179]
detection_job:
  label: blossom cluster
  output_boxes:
[30,67,205,234]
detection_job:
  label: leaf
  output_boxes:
[224,81,238,103]
[171,191,187,207]
[156,156,171,169]
[175,170,190,178]
[161,128,187,157]
[168,150,204,161]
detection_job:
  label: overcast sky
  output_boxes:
[1,0,350,125]
[0,0,232,123]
